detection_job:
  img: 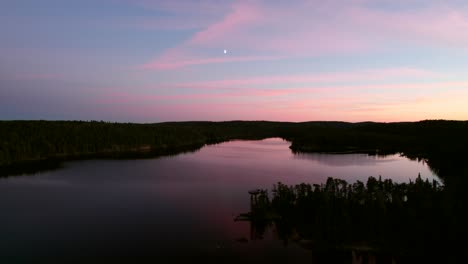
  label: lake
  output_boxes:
[0,138,438,262]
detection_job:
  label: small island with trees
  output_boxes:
[0,119,466,261]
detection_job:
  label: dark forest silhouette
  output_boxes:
[1,119,467,262]
[2,120,467,172]
[237,175,451,262]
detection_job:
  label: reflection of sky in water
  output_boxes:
[180,138,439,186]
[0,138,440,259]
[293,152,398,167]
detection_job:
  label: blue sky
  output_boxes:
[1,0,468,122]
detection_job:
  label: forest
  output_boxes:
[237,175,450,262]
[1,120,466,216]
[1,120,467,202]
[1,119,467,260]
[0,120,281,168]
[2,120,467,169]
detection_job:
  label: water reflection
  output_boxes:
[293,152,398,167]
[0,138,440,262]
[238,176,445,263]
[0,159,63,177]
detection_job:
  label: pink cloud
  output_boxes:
[95,81,468,117]
[172,67,440,89]
[140,0,468,70]
[94,86,327,105]
[188,1,263,46]
[184,0,372,53]
[142,54,285,70]
[94,92,468,122]
[98,74,468,122]
[349,5,468,48]
[92,95,427,122]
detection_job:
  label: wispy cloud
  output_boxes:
[93,78,468,122]
[350,4,468,48]
[4,0,468,122]
[140,0,468,70]
[92,83,468,122]
[171,67,440,89]
[141,54,285,70]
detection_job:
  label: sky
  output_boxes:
[1,0,468,122]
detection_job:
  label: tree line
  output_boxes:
[240,175,452,262]
[2,120,467,167]
[0,120,282,168]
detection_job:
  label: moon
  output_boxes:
[224,49,227,54]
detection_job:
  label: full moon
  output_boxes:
[224,49,227,54]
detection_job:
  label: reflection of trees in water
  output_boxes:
[0,159,63,177]
[293,152,398,167]
[238,175,452,262]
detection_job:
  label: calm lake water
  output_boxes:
[0,138,438,262]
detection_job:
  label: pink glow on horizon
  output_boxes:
[94,94,468,122]
[4,0,468,122]
[93,80,468,122]
[95,81,468,106]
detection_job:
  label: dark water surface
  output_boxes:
[0,138,438,262]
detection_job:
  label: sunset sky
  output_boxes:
[1,0,468,122]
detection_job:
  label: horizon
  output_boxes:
[2,0,468,122]
[2,118,466,124]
